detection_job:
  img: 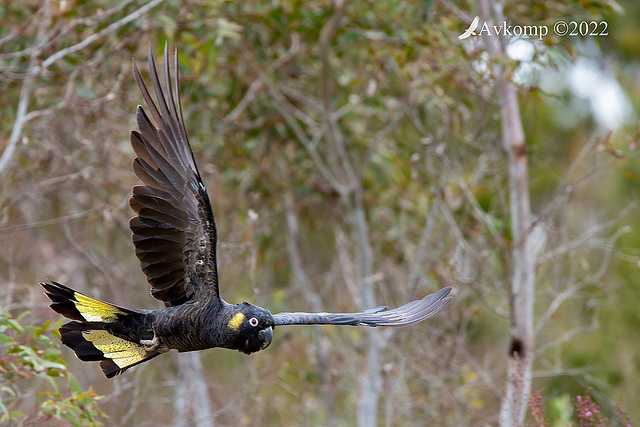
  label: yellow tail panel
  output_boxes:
[74,293,127,323]
[82,330,147,369]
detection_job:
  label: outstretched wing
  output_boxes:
[129,45,220,307]
[273,287,452,327]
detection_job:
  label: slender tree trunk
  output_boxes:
[498,74,534,425]
[316,1,391,424]
[353,199,384,427]
[284,188,336,426]
[358,327,383,427]
[173,353,213,426]
[476,0,535,424]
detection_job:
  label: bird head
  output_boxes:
[228,302,275,354]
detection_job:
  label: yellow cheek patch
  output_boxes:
[82,330,146,369]
[74,293,126,323]
[228,312,245,331]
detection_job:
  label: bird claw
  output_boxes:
[140,335,168,353]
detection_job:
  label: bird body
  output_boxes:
[42,45,452,378]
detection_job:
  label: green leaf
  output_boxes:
[68,374,82,395]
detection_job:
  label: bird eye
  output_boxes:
[249,317,259,327]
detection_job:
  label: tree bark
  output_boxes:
[476,0,535,424]
[173,352,213,426]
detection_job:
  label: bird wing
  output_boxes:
[272,287,452,326]
[129,45,220,307]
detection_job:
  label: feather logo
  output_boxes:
[459,16,480,39]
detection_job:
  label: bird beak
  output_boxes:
[259,326,273,350]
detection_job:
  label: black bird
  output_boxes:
[42,46,453,378]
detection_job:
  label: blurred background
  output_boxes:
[1,0,639,425]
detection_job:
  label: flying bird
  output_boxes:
[42,46,453,378]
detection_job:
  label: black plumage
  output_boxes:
[42,45,453,378]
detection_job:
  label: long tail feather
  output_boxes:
[41,281,159,378]
[59,321,159,378]
[42,281,140,323]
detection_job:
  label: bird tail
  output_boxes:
[41,281,160,378]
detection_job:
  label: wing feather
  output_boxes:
[273,287,452,327]
[129,44,220,307]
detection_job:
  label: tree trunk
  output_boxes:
[173,352,213,426]
[476,0,536,424]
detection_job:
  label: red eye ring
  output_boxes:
[249,317,259,327]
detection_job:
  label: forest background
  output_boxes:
[1,0,640,425]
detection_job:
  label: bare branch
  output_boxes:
[216,33,301,138]
[534,284,579,337]
[406,199,439,297]
[536,319,600,356]
[0,0,164,175]
[335,227,363,306]
[267,84,350,195]
[0,61,37,174]
[41,0,165,69]
[0,205,104,235]
[538,220,617,263]
[459,180,506,248]
[531,368,589,379]
[439,200,506,297]
[0,1,53,174]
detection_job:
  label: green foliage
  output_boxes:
[0,308,106,426]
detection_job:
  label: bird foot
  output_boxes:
[140,335,168,353]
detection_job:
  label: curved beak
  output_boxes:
[259,326,273,350]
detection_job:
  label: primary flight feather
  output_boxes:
[42,45,452,378]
